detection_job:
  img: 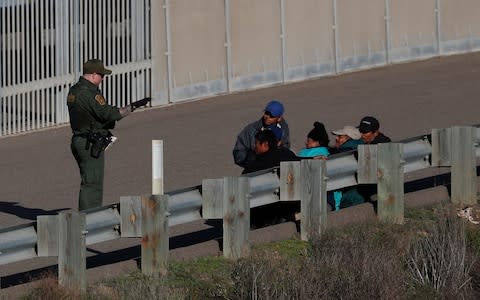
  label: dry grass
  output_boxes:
[229,223,408,300]
[406,215,476,299]
[23,276,83,300]
[21,205,480,300]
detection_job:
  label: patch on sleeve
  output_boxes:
[95,94,106,105]
[67,94,76,102]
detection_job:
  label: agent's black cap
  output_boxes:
[358,116,380,133]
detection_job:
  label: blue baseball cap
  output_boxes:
[264,100,284,117]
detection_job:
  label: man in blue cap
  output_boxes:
[233,100,290,168]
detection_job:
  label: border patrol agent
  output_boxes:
[67,59,149,210]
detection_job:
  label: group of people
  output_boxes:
[233,100,391,212]
[233,100,391,172]
[67,59,389,214]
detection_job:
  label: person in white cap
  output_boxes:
[328,125,366,210]
[330,125,364,154]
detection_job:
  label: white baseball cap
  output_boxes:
[331,125,361,140]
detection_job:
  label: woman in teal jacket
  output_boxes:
[297,121,330,158]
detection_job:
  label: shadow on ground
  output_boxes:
[0,201,69,221]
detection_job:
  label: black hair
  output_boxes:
[255,129,278,150]
[308,121,329,146]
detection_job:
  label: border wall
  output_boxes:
[2,0,480,136]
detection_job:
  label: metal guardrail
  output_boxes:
[0,130,477,268]
[85,206,121,246]
[0,223,37,265]
[168,188,203,227]
[326,153,359,191]
[402,138,432,173]
[248,172,281,208]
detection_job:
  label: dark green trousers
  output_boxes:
[71,136,105,210]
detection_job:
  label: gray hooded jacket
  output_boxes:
[232,118,290,168]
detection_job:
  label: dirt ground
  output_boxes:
[1,52,480,296]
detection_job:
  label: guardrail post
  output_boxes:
[37,215,59,257]
[120,196,142,237]
[431,128,452,166]
[202,178,224,218]
[223,176,250,259]
[58,211,86,292]
[141,194,169,276]
[357,144,378,184]
[451,126,477,206]
[377,143,404,224]
[280,161,301,201]
[300,159,327,241]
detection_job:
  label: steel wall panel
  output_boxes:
[389,0,437,62]
[283,0,335,81]
[337,0,387,72]
[441,0,480,53]
[168,0,227,102]
[229,0,282,90]
[150,0,169,105]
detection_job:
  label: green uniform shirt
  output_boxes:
[67,77,122,135]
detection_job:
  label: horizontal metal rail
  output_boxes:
[247,172,280,208]
[326,154,359,191]
[0,223,37,265]
[402,138,432,172]
[168,189,202,227]
[85,206,121,246]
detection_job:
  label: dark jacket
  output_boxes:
[67,77,122,135]
[242,147,298,174]
[233,118,290,168]
[357,132,391,201]
[369,132,391,144]
[330,138,364,154]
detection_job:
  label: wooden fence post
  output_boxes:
[37,215,59,257]
[202,178,224,219]
[58,211,86,292]
[120,196,142,237]
[451,126,477,206]
[357,144,378,184]
[300,159,327,241]
[377,143,404,224]
[141,194,169,276]
[431,128,452,166]
[280,161,301,201]
[223,176,250,259]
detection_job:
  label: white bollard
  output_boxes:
[152,140,164,195]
